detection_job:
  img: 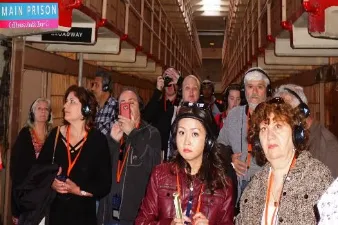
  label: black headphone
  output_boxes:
[253,122,305,153]
[81,105,91,118]
[240,68,273,100]
[96,71,112,92]
[284,88,310,118]
[29,99,52,123]
[81,91,92,118]
[223,83,241,110]
[171,113,216,152]
[252,99,306,152]
[102,75,112,92]
[204,135,215,152]
[171,128,215,153]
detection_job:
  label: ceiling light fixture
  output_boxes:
[201,0,221,11]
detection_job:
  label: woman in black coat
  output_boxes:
[10,97,53,224]
[37,85,112,225]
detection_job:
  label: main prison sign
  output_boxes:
[0,3,58,29]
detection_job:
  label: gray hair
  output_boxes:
[118,87,143,110]
[26,97,53,132]
[244,67,270,87]
[273,84,308,107]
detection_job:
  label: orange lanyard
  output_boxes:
[176,167,203,213]
[116,144,131,183]
[116,122,140,183]
[246,112,252,168]
[66,126,88,177]
[264,157,296,225]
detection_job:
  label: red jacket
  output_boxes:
[135,163,234,225]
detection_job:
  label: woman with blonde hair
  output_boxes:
[10,97,53,224]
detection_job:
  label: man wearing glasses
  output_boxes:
[217,67,272,206]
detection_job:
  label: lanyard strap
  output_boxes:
[116,122,140,183]
[66,126,88,177]
[175,166,204,214]
[264,171,278,225]
[264,157,296,225]
[246,112,252,168]
[116,144,131,183]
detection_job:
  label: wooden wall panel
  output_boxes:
[304,84,320,121]
[50,74,79,126]
[20,70,47,128]
[302,82,338,138]
[325,82,338,137]
[107,0,119,27]
[112,83,152,104]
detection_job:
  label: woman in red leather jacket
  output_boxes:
[136,103,234,225]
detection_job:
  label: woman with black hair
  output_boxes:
[136,103,234,225]
[36,85,112,225]
[214,84,242,130]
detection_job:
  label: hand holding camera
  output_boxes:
[163,67,180,86]
[157,76,165,91]
[164,76,173,87]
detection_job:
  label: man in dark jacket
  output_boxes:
[98,88,161,225]
[142,67,183,160]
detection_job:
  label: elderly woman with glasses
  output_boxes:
[136,103,234,225]
[236,98,333,225]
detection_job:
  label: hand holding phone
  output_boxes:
[120,102,131,119]
[56,175,67,182]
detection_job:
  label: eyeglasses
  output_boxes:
[255,97,285,110]
[180,102,210,110]
[267,97,285,104]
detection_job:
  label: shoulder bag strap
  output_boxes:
[52,126,60,164]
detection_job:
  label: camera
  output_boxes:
[164,76,173,87]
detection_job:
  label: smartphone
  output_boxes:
[120,102,131,119]
[56,175,67,182]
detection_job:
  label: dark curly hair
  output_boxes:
[170,105,230,193]
[64,85,98,131]
[248,98,309,166]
